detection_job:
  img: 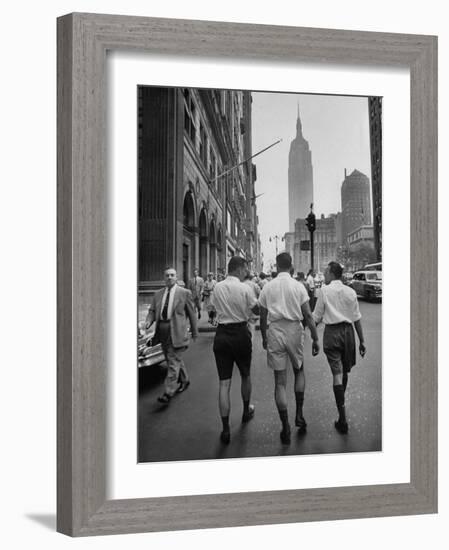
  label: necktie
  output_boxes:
[161,287,171,320]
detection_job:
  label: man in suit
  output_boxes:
[145,267,198,404]
[188,268,204,319]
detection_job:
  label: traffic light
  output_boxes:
[305,211,316,233]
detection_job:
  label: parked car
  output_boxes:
[350,270,382,301]
[138,322,166,368]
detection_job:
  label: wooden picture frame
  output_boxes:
[57,12,437,536]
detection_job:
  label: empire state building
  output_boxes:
[288,106,313,231]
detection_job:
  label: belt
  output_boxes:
[159,319,171,323]
[327,321,351,327]
[218,321,247,327]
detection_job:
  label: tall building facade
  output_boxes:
[138,86,261,292]
[341,169,372,243]
[369,96,382,261]
[288,107,313,232]
[285,213,339,274]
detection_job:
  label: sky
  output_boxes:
[251,92,371,270]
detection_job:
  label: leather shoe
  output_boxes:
[280,425,291,445]
[242,404,255,423]
[176,380,190,394]
[220,430,231,444]
[334,419,349,434]
[295,416,307,434]
[157,393,171,404]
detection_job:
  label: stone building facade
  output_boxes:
[138,86,261,292]
[369,97,382,261]
[285,213,339,275]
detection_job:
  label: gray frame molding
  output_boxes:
[57,12,437,537]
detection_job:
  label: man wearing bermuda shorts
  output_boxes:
[313,261,366,434]
[259,253,319,445]
[211,256,259,445]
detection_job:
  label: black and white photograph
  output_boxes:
[137,86,382,463]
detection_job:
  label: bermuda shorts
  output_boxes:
[266,319,304,372]
[323,322,356,375]
[213,322,252,380]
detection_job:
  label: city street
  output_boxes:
[138,300,381,463]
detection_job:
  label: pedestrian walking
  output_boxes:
[187,268,204,319]
[145,267,198,404]
[259,253,319,444]
[210,256,259,444]
[313,261,366,434]
[306,269,316,310]
[202,272,217,325]
[258,272,268,290]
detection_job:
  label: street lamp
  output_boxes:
[269,234,284,258]
[305,203,316,271]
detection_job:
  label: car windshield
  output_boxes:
[366,272,382,281]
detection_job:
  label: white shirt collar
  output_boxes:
[329,279,344,287]
[277,272,291,278]
[226,275,240,282]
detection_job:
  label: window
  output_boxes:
[209,148,216,182]
[199,123,208,165]
[183,89,197,144]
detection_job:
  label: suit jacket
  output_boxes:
[187,276,204,299]
[148,285,198,348]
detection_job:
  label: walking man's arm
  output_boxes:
[354,319,366,357]
[259,306,268,350]
[301,301,320,356]
[185,290,198,341]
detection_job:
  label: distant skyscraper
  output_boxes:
[341,169,372,243]
[288,104,313,232]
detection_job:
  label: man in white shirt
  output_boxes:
[259,253,320,445]
[145,267,198,404]
[211,256,259,444]
[313,261,366,434]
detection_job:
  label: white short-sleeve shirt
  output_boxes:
[211,275,257,324]
[313,280,362,325]
[259,272,309,323]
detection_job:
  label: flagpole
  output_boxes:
[212,139,282,182]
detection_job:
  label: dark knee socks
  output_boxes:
[342,372,348,392]
[295,391,305,420]
[278,408,290,430]
[333,384,346,423]
[221,415,230,433]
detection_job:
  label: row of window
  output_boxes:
[184,89,221,188]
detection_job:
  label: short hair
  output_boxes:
[259,272,266,279]
[227,256,247,273]
[328,261,343,279]
[276,252,292,270]
[164,266,176,274]
[297,271,305,280]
